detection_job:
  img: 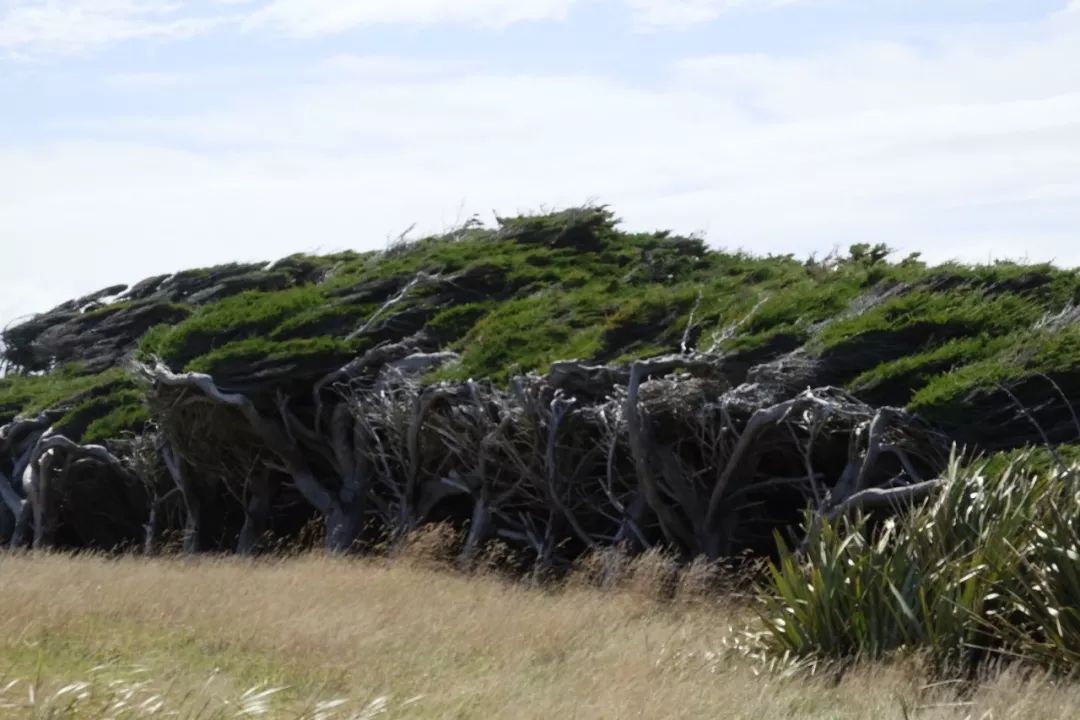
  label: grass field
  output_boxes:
[3,553,1080,718]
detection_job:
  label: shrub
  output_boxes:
[758,450,1080,672]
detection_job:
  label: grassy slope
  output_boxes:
[4,208,1080,446]
[2,552,1080,719]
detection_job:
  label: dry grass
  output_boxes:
[1,552,1080,719]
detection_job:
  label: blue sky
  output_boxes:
[2,0,1080,327]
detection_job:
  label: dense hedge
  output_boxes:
[6,208,1080,450]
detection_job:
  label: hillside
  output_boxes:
[2,207,1079,561]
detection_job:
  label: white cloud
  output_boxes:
[674,28,1080,119]
[0,0,225,54]
[104,70,204,87]
[0,0,585,55]
[322,54,471,79]
[625,0,810,28]
[0,0,814,57]
[247,0,578,35]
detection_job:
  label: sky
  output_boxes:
[2,0,1080,327]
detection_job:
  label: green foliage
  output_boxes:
[911,326,1080,414]
[7,207,1080,449]
[185,336,357,376]
[977,444,1080,477]
[140,287,325,368]
[427,302,496,345]
[819,290,1041,352]
[269,303,378,342]
[601,284,700,353]
[721,281,860,354]
[495,206,619,250]
[57,388,149,443]
[848,335,1011,404]
[123,207,1049,393]
[454,289,609,381]
[82,401,150,443]
[758,451,1080,671]
[848,242,892,265]
[0,366,145,442]
[0,366,129,425]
